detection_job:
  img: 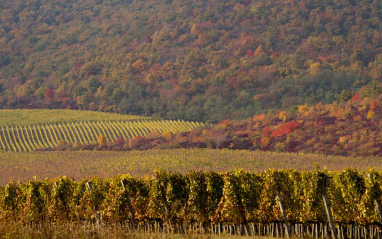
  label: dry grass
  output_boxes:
[0,221,271,239]
[0,149,381,186]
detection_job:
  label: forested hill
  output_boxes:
[0,0,381,122]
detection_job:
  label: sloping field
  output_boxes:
[0,109,150,126]
[0,120,204,152]
[0,110,205,152]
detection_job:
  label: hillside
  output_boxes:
[0,109,204,152]
[122,95,382,156]
[0,0,381,122]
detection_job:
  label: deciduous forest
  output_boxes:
[0,0,381,122]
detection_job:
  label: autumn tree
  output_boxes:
[97,134,107,147]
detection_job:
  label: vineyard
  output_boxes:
[0,109,150,126]
[1,169,382,238]
[0,119,205,152]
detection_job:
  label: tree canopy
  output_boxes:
[0,0,381,122]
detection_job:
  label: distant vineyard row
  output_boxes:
[0,120,204,152]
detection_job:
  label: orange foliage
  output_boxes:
[192,136,206,146]
[132,59,147,71]
[351,92,360,102]
[260,136,270,148]
[370,100,378,110]
[97,134,107,146]
[253,113,265,122]
[219,119,231,127]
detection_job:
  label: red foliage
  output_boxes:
[263,127,271,136]
[370,100,378,110]
[351,92,360,102]
[226,76,244,89]
[246,49,254,58]
[114,136,126,146]
[270,129,282,138]
[318,56,328,62]
[134,135,143,141]
[44,88,54,100]
[271,52,280,57]
[270,121,302,138]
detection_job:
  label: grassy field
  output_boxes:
[0,109,150,126]
[0,148,380,185]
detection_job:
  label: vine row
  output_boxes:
[0,120,205,152]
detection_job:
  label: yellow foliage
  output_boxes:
[72,141,82,150]
[309,62,321,75]
[260,136,270,148]
[97,134,107,146]
[95,86,103,96]
[162,130,174,139]
[278,111,287,122]
[132,59,147,71]
[338,136,350,144]
[367,110,374,120]
[298,104,308,114]
[190,24,198,34]
[254,44,264,57]
[274,142,286,152]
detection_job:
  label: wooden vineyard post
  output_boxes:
[321,176,337,239]
[86,181,100,225]
[159,185,173,232]
[121,179,136,229]
[375,199,382,222]
[276,192,291,238]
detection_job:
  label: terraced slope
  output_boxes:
[0,120,204,152]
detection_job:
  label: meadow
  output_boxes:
[0,149,381,185]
